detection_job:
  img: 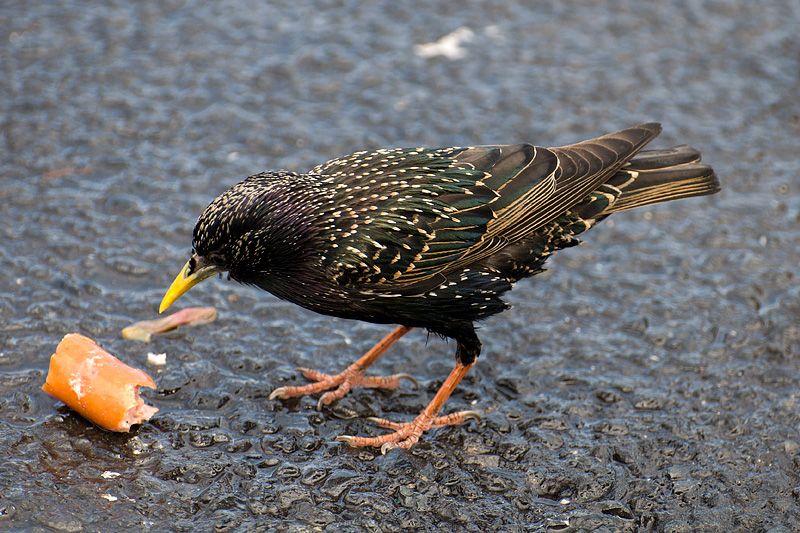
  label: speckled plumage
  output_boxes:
[192,123,718,363]
[169,123,719,449]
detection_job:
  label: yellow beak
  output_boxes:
[159,255,221,313]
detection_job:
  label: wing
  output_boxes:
[312,147,502,288]
[313,123,663,291]
[478,122,663,243]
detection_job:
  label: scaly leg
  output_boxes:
[336,360,479,454]
[269,325,416,410]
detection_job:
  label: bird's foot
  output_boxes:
[269,325,415,410]
[269,364,418,410]
[337,410,480,454]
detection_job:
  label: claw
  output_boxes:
[395,373,419,390]
[317,389,345,411]
[335,435,358,446]
[381,441,406,454]
[268,387,288,400]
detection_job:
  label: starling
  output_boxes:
[160,123,720,452]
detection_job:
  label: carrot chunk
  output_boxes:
[42,334,158,432]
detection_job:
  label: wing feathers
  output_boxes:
[316,123,717,292]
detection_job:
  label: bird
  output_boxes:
[160,123,720,453]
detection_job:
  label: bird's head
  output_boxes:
[159,172,317,313]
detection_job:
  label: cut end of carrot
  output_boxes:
[42,333,159,432]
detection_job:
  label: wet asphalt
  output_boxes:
[1,1,800,531]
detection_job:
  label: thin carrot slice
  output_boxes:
[42,333,158,432]
[121,307,217,342]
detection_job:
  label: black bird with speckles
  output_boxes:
[161,123,720,452]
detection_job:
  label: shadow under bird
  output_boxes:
[160,123,720,453]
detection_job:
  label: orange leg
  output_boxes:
[269,325,416,410]
[337,360,479,454]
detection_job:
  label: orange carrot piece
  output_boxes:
[42,334,158,432]
[121,307,217,342]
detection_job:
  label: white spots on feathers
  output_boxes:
[299,146,491,285]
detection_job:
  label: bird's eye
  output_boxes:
[208,251,226,265]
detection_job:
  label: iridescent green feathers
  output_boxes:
[302,123,718,291]
[311,148,498,287]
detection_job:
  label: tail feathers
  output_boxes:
[625,144,701,170]
[602,145,720,214]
